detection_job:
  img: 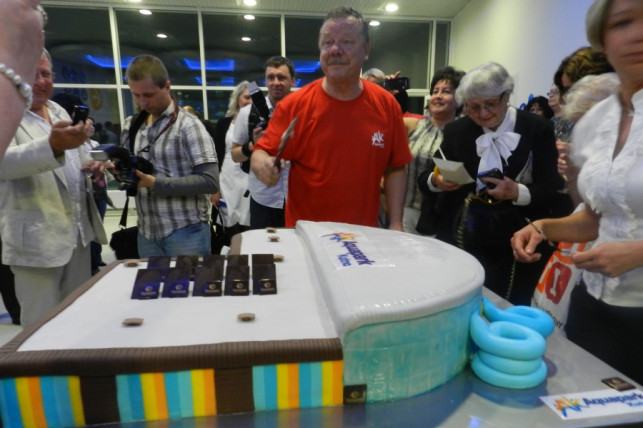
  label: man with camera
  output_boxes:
[231,56,296,229]
[120,54,218,258]
[0,49,106,326]
[251,7,411,229]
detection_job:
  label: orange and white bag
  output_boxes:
[531,241,591,333]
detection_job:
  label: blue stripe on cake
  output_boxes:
[0,379,21,428]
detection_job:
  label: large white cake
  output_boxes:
[0,221,484,426]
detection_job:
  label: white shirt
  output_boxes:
[233,100,289,209]
[571,89,643,307]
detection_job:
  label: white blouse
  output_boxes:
[571,89,643,307]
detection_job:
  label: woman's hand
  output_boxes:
[485,176,519,201]
[571,241,643,277]
[210,191,221,207]
[511,222,546,263]
[431,170,461,191]
[556,140,579,181]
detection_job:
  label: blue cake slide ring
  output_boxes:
[471,354,547,389]
[470,312,546,360]
[482,297,554,337]
[477,349,542,375]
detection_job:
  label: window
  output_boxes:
[203,13,281,87]
[116,9,200,86]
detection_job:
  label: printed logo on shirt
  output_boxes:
[371,131,385,148]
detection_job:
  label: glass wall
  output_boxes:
[43,4,450,127]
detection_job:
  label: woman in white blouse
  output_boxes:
[512,0,643,385]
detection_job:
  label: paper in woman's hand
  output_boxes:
[433,157,475,184]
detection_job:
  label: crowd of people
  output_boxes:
[0,0,641,385]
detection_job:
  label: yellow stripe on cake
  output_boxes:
[15,377,46,428]
[141,373,168,420]
[321,361,344,406]
[192,369,217,416]
[276,363,299,409]
[68,376,86,426]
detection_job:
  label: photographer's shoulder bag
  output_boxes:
[109,196,140,259]
[108,111,148,260]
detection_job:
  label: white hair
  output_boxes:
[562,72,619,122]
[456,62,514,105]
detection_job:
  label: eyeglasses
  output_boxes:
[547,89,560,96]
[35,71,55,81]
[465,93,505,115]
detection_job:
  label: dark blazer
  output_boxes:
[419,109,563,245]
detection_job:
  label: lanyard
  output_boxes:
[137,100,179,154]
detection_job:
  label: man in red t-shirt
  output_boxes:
[252,7,412,229]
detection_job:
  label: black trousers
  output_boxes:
[249,197,285,229]
[565,282,643,385]
[0,240,20,325]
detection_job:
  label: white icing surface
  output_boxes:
[296,221,484,339]
[18,222,484,354]
[19,228,337,351]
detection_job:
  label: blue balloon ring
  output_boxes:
[482,297,555,337]
[471,354,547,389]
[470,312,546,360]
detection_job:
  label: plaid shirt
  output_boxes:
[122,101,217,240]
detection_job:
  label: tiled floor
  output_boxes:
[0,207,137,345]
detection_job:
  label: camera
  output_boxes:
[241,81,273,173]
[383,77,410,91]
[477,168,504,189]
[71,105,89,125]
[247,81,272,138]
[91,144,154,196]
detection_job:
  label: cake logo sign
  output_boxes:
[323,233,376,268]
[541,389,643,420]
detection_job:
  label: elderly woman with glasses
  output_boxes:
[422,62,563,305]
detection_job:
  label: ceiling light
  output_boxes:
[243,0,257,6]
[243,14,255,20]
[385,3,399,12]
[139,9,152,15]
[157,33,167,39]
[369,20,380,27]
[242,36,251,42]
[128,0,142,3]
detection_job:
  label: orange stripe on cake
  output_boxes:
[20,377,47,428]
[287,364,300,408]
[276,363,300,409]
[202,369,217,415]
[321,361,344,406]
[141,373,168,420]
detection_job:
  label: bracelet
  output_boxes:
[241,141,253,158]
[0,63,33,110]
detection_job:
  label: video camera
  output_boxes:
[90,144,153,197]
[247,81,272,141]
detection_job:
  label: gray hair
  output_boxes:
[321,7,369,45]
[227,80,250,117]
[562,72,619,122]
[42,48,52,67]
[456,62,514,105]
[586,0,612,52]
[362,68,385,80]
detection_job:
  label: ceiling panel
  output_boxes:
[42,0,471,19]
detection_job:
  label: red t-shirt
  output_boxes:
[255,79,412,227]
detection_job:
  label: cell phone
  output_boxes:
[477,168,504,189]
[71,105,89,125]
[383,77,410,91]
[89,150,109,161]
